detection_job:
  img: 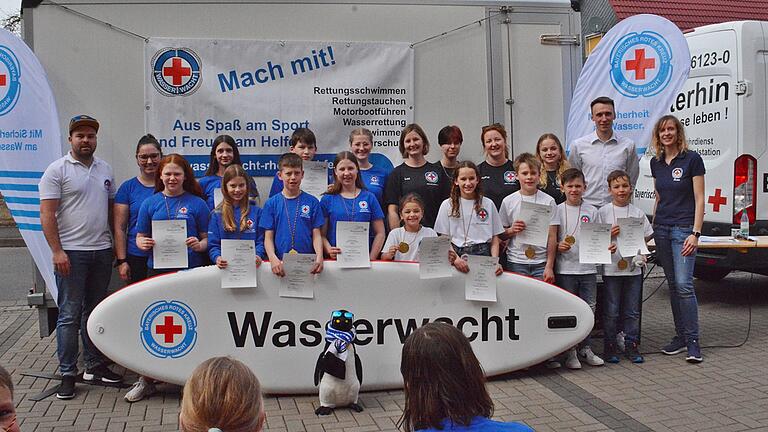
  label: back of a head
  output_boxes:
[180,357,263,432]
[399,322,493,432]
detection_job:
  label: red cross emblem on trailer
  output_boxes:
[708,188,727,212]
[151,48,202,97]
[141,300,198,358]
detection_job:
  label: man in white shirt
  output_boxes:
[39,115,122,400]
[568,97,640,208]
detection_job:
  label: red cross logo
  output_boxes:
[625,49,656,80]
[708,188,727,212]
[155,315,183,343]
[0,74,6,87]
[163,57,191,86]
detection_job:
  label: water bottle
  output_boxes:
[740,211,749,238]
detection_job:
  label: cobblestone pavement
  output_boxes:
[2,269,767,432]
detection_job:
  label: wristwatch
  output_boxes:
[114,258,128,268]
[692,231,701,238]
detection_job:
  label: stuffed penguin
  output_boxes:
[314,309,363,416]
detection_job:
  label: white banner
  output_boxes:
[0,29,61,299]
[566,14,690,155]
[145,39,414,176]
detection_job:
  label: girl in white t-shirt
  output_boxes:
[382,193,437,261]
[435,161,504,275]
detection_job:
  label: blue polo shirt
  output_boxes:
[198,175,222,210]
[359,164,390,204]
[416,417,533,431]
[320,190,384,247]
[650,150,705,226]
[114,177,156,257]
[208,204,265,262]
[260,191,325,259]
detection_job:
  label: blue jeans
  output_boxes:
[506,262,545,279]
[557,273,597,348]
[55,249,112,375]
[603,275,642,347]
[653,224,699,342]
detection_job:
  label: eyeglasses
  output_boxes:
[137,153,161,161]
[332,311,353,319]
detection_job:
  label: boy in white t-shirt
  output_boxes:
[598,170,653,364]
[553,168,603,369]
[499,153,558,283]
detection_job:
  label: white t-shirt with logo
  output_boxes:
[434,196,504,247]
[382,226,438,261]
[39,153,115,250]
[555,201,600,275]
[598,203,654,276]
[499,190,558,264]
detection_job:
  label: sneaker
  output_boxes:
[56,375,76,400]
[625,342,644,364]
[603,343,620,364]
[545,357,561,369]
[685,340,703,363]
[661,336,687,355]
[616,331,626,353]
[579,346,605,366]
[83,364,122,383]
[124,376,157,402]
[565,348,582,369]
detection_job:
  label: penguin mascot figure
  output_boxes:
[314,309,363,416]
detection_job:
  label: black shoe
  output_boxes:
[56,375,76,399]
[83,365,122,383]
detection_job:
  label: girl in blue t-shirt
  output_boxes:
[136,154,210,273]
[114,134,161,284]
[198,135,259,210]
[321,151,385,260]
[348,128,390,205]
[208,164,265,268]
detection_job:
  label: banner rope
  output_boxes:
[43,0,149,42]
[410,11,503,48]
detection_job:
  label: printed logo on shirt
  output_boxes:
[580,215,591,223]
[672,167,683,181]
[477,207,489,222]
[103,179,112,191]
[300,204,311,218]
[424,171,438,184]
[503,171,517,184]
[370,176,380,185]
[246,219,254,230]
[358,200,370,213]
[178,207,188,215]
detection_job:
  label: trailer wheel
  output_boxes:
[693,266,730,281]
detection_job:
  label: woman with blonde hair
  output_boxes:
[180,357,264,432]
[536,133,569,204]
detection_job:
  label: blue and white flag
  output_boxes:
[0,29,61,300]
[566,14,690,155]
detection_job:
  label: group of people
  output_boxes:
[38,95,706,422]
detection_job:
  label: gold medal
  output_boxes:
[398,242,410,253]
[289,249,298,255]
[565,235,576,245]
[525,246,535,259]
[617,258,628,270]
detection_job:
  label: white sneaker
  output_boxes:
[579,346,605,366]
[616,331,626,353]
[565,348,581,369]
[124,377,157,403]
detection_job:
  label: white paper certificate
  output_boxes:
[465,255,498,302]
[280,253,315,298]
[213,188,223,208]
[302,160,329,199]
[221,239,257,288]
[579,223,612,264]
[617,217,650,257]
[336,221,370,268]
[516,201,552,247]
[152,219,188,269]
[419,236,452,279]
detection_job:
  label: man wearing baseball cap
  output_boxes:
[39,115,123,399]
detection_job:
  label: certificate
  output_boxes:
[419,236,452,279]
[617,217,650,257]
[213,188,223,208]
[579,223,612,264]
[465,255,498,302]
[336,221,370,268]
[516,201,552,247]
[280,253,315,298]
[302,160,329,199]
[221,239,257,288]
[152,219,188,269]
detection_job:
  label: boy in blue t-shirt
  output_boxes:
[268,128,319,197]
[260,153,325,276]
